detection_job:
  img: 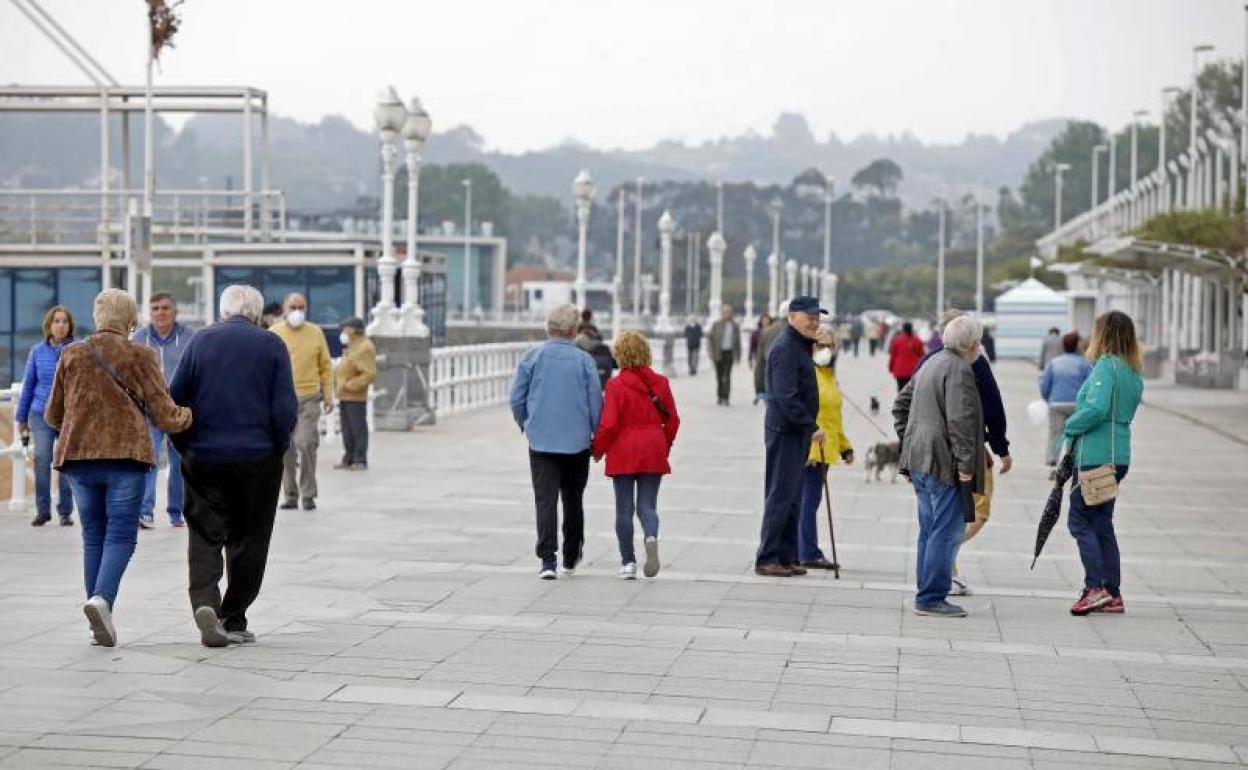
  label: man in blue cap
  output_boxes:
[756,296,827,576]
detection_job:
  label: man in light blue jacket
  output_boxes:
[131,292,195,528]
[509,304,603,579]
[1039,332,1092,471]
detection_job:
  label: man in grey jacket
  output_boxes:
[132,292,195,528]
[892,315,984,618]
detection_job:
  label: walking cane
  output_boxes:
[817,445,841,579]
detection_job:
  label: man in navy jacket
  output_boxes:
[169,285,298,648]
[755,296,826,576]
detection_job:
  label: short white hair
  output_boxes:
[547,303,580,336]
[942,315,983,353]
[219,284,265,323]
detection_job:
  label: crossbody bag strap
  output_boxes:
[637,372,669,421]
[83,341,150,421]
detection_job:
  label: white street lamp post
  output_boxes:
[715,180,724,234]
[461,179,473,316]
[613,187,625,341]
[785,259,797,301]
[632,177,643,315]
[800,264,811,298]
[1192,44,1215,157]
[367,87,406,336]
[1092,144,1107,210]
[975,185,985,315]
[1161,87,1180,211]
[657,209,675,331]
[573,169,595,312]
[743,244,757,327]
[1053,163,1071,229]
[1130,109,1148,185]
[767,250,779,316]
[823,179,834,272]
[823,271,838,318]
[400,96,431,337]
[1108,135,1117,199]
[936,196,946,315]
[706,230,725,325]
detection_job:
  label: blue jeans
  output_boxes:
[612,474,661,564]
[29,411,72,518]
[1067,465,1128,596]
[142,427,183,522]
[912,471,966,608]
[797,463,828,563]
[64,461,146,606]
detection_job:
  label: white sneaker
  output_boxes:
[618,563,637,580]
[194,606,229,648]
[83,596,116,648]
[950,577,973,596]
[539,564,558,580]
[643,537,660,578]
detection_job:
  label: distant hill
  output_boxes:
[1,110,1065,212]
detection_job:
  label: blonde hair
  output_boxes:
[613,330,652,369]
[1086,310,1143,372]
[41,305,76,341]
[93,289,137,333]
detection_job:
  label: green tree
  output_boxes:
[850,158,904,198]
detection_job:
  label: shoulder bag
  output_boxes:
[83,340,152,423]
[1077,361,1118,506]
[637,373,669,421]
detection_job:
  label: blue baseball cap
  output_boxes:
[788,296,827,315]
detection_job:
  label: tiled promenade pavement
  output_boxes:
[1,350,1247,769]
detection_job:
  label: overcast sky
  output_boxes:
[3,0,1242,152]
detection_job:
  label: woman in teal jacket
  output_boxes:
[1063,311,1144,616]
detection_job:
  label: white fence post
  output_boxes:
[428,341,540,421]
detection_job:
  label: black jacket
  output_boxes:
[914,349,1009,457]
[684,323,703,349]
[764,324,818,435]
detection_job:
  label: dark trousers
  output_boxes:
[182,453,283,632]
[797,463,828,563]
[529,449,590,567]
[713,355,733,403]
[1068,466,1128,596]
[687,346,700,376]
[851,337,861,357]
[340,400,368,466]
[756,428,811,566]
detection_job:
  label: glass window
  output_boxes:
[57,268,100,336]
[307,267,353,327]
[14,270,55,336]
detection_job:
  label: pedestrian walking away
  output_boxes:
[270,292,333,511]
[888,321,925,391]
[509,304,603,579]
[45,289,192,647]
[1063,311,1143,617]
[849,317,863,357]
[170,285,299,647]
[592,330,680,579]
[575,312,616,389]
[893,315,985,618]
[1038,327,1062,371]
[755,296,826,577]
[334,317,376,470]
[684,316,703,376]
[1039,331,1092,472]
[17,305,76,527]
[797,324,853,570]
[748,313,773,369]
[131,292,195,528]
[707,303,741,405]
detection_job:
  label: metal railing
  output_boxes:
[429,341,538,418]
[1,384,30,512]
[0,188,287,246]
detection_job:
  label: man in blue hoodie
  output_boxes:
[132,292,195,528]
[169,285,298,647]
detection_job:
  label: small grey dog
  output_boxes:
[864,441,901,483]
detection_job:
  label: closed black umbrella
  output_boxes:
[1031,449,1074,569]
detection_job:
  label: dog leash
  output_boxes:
[840,390,893,439]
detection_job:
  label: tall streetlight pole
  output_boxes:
[1054,163,1072,229]
[768,196,782,260]
[1108,135,1118,199]
[461,178,473,316]
[743,244,757,328]
[975,185,985,315]
[632,177,643,315]
[822,178,834,272]
[1160,87,1180,209]
[400,97,431,336]
[657,209,675,331]
[572,169,595,312]
[935,196,946,316]
[1192,44,1216,157]
[613,186,625,340]
[367,87,406,336]
[1092,144,1107,209]
[706,230,725,325]
[715,180,724,234]
[1130,109,1149,185]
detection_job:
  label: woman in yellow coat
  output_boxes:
[797,324,853,569]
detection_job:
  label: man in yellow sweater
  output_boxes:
[270,293,333,510]
[333,317,376,470]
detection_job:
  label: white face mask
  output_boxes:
[813,348,834,367]
[286,309,306,328]
[339,331,351,346]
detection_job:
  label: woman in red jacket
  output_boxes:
[592,331,681,579]
[888,321,926,391]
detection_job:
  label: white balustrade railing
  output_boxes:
[1,383,29,512]
[429,341,539,418]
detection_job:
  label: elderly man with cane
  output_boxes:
[755,296,826,577]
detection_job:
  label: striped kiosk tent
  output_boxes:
[994,278,1068,359]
